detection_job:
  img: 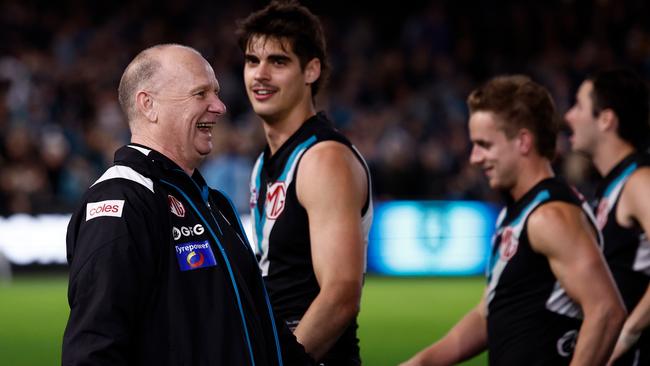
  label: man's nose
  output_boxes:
[208,94,227,115]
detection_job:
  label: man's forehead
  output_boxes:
[246,35,293,54]
[156,55,217,92]
[469,111,508,136]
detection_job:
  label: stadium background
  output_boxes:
[1,0,650,364]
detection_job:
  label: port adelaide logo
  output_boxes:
[265,182,287,219]
[168,195,185,217]
[499,227,519,261]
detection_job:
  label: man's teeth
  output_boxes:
[197,122,214,128]
[256,90,273,95]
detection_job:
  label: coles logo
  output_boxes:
[265,182,287,219]
[499,227,519,260]
[168,195,185,218]
[596,198,609,230]
[172,224,205,241]
[86,200,125,221]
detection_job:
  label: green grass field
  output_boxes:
[0,275,486,365]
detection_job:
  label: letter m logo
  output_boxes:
[265,182,287,219]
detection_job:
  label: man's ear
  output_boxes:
[304,58,321,85]
[136,91,157,122]
[517,128,534,155]
[597,108,618,133]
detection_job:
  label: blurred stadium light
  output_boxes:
[368,201,499,276]
[0,214,70,265]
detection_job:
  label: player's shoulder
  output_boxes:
[301,140,360,169]
[529,200,578,225]
[626,165,650,191]
[527,199,595,252]
[527,201,582,239]
[298,141,366,193]
[620,166,650,220]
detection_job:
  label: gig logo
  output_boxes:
[265,182,286,219]
[168,195,186,217]
[86,200,125,221]
[172,224,205,241]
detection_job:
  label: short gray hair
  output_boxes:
[117,44,202,123]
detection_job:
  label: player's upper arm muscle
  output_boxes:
[527,201,598,260]
[295,141,367,283]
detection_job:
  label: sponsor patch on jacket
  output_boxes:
[168,195,186,217]
[175,240,217,271]
[86,200,125,221]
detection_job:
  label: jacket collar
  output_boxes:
[113,143,208,188]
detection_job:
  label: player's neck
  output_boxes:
[262,103,316,156]
[592,138,635,177]
[510,159,554,201]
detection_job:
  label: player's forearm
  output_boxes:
[400,307,487,366]
[624,284,650,337]
[571,303,625,366]
[293,283,361,361]
[610,284,650,362]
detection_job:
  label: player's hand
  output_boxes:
[606,328,641,366]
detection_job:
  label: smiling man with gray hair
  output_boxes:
[62,44,311,366]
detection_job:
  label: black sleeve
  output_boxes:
[62,183,160,365]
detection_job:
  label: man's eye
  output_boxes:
[195,91,206,97]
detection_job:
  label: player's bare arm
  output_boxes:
[399,291,488,366]
[608,167,650,363]
[294,140,367,360]
[528,202,626,366]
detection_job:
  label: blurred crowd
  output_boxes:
[1,0,649,215]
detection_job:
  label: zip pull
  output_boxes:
[201,185,211,208]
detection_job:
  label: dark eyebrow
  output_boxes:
[473,139,491,148]
[244,54,259,62]
[268,54,291,63]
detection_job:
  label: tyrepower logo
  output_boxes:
[86,200,125,221]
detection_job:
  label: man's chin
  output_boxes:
[191,149,212,165]
[252,107,281,124]
[571,146,593,158]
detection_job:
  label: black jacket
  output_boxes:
[63,144,310,365]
